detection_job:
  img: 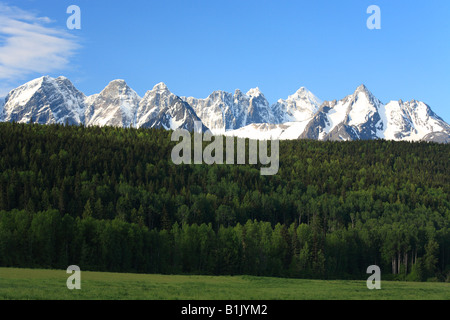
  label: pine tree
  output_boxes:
[82,199,93,219]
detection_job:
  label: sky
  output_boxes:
[0,0,449,122]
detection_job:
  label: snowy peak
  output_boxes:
[301,85,386,141]
[289,87,315,101]
[182,90,235,134]
[103,79,128,89]
[351,84,373,99]
[136,82,178,129]
[152,82,169,92]
[84,79,140,128]
[379,99,450,141]
[355,84,370,94]
[182,86,275,134]
[350,84,382,106]
[234,89,244,97]
[2,76,86,125]
[272,86,322,123]
[300,84,449,142]
[246,87,263,97]
[112,80,136,93]
[246,87,274,125]
[340,84,377,106]
[141,96,207,132]
[346,85,382,126]
[98,79,136,98]
[295,86,308,94]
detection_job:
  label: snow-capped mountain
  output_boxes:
[142,96,207,132]
[272,87,322,123]
[298,85,450,142]
[136,83,177,129]
[84,80,140,128]
[245,88,276,125]
[300,85,384,141]
[132,82,207,131]
[2,76,86,125]
[1,76,448,143]
[183,90,238,134]
[225,87,322,140]
[379,99,450,142]
[186,86,321,137]
[182,87,275,134]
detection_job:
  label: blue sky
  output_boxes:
[0,0,449,122]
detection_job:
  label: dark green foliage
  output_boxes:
[0,122,448,280]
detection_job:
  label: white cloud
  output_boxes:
[0,3,80,96]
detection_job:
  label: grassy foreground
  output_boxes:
[0,267,448,300]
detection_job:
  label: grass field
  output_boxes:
[0,267,448,300]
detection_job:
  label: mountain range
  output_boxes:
[1,76,449,143]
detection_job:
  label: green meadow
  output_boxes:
[0,268,448,300]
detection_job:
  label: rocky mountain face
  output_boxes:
[2,76,86,125]
[380,99,450,142]
[1,76,449,143]
[84,80,140,128]
[299,85,450,142]
[272,87,322,123]
[300,85,385,141]
[136,82,178,129]
[136,83,208,132]
[182,87,276,134]
[182,90,238,134]
[142,96,207,132]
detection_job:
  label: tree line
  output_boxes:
[0,122,448,281]
[0,210,445,281]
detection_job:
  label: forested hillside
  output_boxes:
[0,123,448,281]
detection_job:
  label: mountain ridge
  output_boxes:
[1,76,449,143]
